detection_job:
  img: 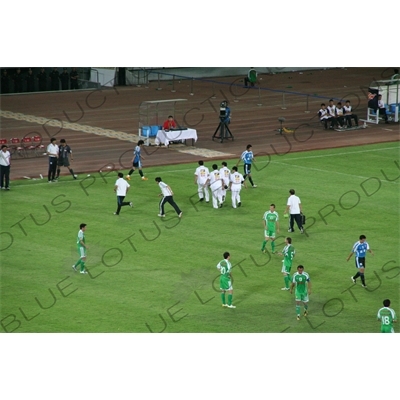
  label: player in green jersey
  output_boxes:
[72,223,88,274]
[278,237,295,290]
[216,252,236,308]
[261,204,280,254]
[290,265,311,320]
[377,299,397,333]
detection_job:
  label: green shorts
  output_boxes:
[381,326,395,333]
[264,230,276,238]
[295,292,309,302]
[281,262,292,274]
[77,245,86,258]
[220,276,232,291]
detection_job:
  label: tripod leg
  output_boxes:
[212,123,222,141]
[225,124,234,140]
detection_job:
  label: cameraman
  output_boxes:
[220,100,231,125]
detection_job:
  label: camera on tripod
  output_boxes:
[219,100,228,120]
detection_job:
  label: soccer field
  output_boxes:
[0,142,399,333]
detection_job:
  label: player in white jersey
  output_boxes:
[219,161,230,202]
[194,160,210,203]
[209,164,224,209]
[229,166,245,208]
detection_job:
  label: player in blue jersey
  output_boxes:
[236,144,257,188]
[347,235,374,288]
[126,140,148,181]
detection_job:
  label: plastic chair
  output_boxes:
[21,137,36,156]
[10,138,24,157]
[33,135,45,156]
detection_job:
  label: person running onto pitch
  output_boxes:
[237,144,257,188]
[216,252,236,308]
[278,237,295,290]
[290,265,311,320]
[347,234,374,288]
[155,177,182,218]
[114,172,133,215]
[377,299,397,333]
[126,140,148,181]
[72,223,89,274]
[261,203,280,254]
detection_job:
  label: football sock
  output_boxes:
[261,240,267,251]
[139,170,144,177]
[228,294,233,306]
[304,304,308,311]
[296,306,300,316]
[360,273,365,285]
[248,177,254,186]
[271,241,275,252]
[74,259,82,267]
[69,168,75,177]
[56,168,60,178]
[284,276,290,288]
[128,169,134,175]
[353,271,360,280]
[80,261,85,272]
[221,293,226,305]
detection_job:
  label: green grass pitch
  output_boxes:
[0,142,399,333]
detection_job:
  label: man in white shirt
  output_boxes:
[0,144,11,190]
[155,177,182,218]
[209,164,224,209]
[194,160,210,203]
[284,189,304,234]
[46,137,59,183]
[219,161,230,202]
[229,166,244,208]
[114,172,133,215]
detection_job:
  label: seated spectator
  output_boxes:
[318,103,332,129]
[162,115,177,131]
[378,94,389,124]
[244,68,257,87]
[335,102,345,128]
[327,99,341,129]
[343,100,359,127]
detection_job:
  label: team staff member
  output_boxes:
[114,172,133,215]
[0,144,11,190]
[237,144,257,188]
[46,137,58,182]
[347,234,374,288]
[155,177,182,218]
[284,189,304,233]
[162,115,177,130]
